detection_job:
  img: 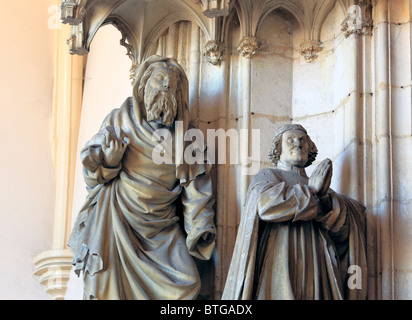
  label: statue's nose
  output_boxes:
[162,78,170,89]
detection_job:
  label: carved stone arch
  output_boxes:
[102,15,139,64]
[81,1,129,54]
[231,0,268,58]
[255,0,306,39]
[142,12,210,62]
[310,0,341,41]
[179,0,213,40]
[336,0,350,14]
[231,0,252,38]
[219,8,238,45]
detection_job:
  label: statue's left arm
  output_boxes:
[315,191,353,238]
[181,172,216,260]
[316,190,368,299]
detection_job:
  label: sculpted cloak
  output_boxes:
[68,56,216,300]
[222,161,367,300]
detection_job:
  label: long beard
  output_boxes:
[144,89,178,127]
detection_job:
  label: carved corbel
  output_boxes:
[60,0,89,55]
[237,36,261,59]
[341,2,373,38]
[201,1,231,66]
[202,0,231,18]
[67,22,88,55]
[33,249,73,300]
[59,0,86,25]
[204,40,227,65]
[299,40,323,63]
[59,0,78,24]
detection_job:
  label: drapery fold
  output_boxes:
[222,167,367,300]
[68,56,216,300]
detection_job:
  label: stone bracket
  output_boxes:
[33,249,73,300]
[201,0,231,18]
[60,0,89,55]
[299,40,323,63]
[341,2,373,38]
[237,36,261,59]
[204,40,228,65]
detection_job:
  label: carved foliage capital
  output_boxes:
[237,36,261,59]
[341,3,373,38]
[204,40,227,65]
[299,40,323,63]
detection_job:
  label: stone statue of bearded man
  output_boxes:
[222,124,367,300]
[68,55,216,300]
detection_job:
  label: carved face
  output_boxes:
[144,66,179,126]
[279,129,309,168]
[146,66,178,94]
[208,51,222,65]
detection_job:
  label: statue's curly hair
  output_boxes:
[268,124,318,168]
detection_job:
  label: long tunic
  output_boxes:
[68,97,216,300]
[222,163,367,300]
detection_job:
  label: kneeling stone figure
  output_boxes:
[222,124,367,300]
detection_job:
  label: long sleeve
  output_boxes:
[254,170,318,223]
[81,146,122,188]
[316,191,348,239]
[181,172,216,260]
[80,127,123,189]
[316,191,368,299]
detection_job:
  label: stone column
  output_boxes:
[213,55,231,300]
[388,0,412,300]
[166,23,178,58]
[341,1,373,202]
[238,52,252,205]
[374,0,412,300]
[237,37,261,205]
[360,10,376,300]
[374,0,393,300]
[189,22,201,125]
[33,18,84,300]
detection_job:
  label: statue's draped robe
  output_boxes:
[222,164,367,300]
[68,97,216,300]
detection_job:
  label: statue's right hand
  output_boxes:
[308,158,332,196]
[102,132,129,168]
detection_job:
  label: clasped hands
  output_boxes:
[101,126,130,168]
[308,158,333,214]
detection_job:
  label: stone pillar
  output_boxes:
[341,1,379,298]
[374,0,393,300]
[237,36,261,205]
[33,17,84,299]
[213,56,231,299]
[374,0,412,300]
[238,53,252,205]
[166,23,178,58]
[388,0,412,300]
[189,22,201,125]
[341,0,373,202]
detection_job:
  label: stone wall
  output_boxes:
[39,0,412,300]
